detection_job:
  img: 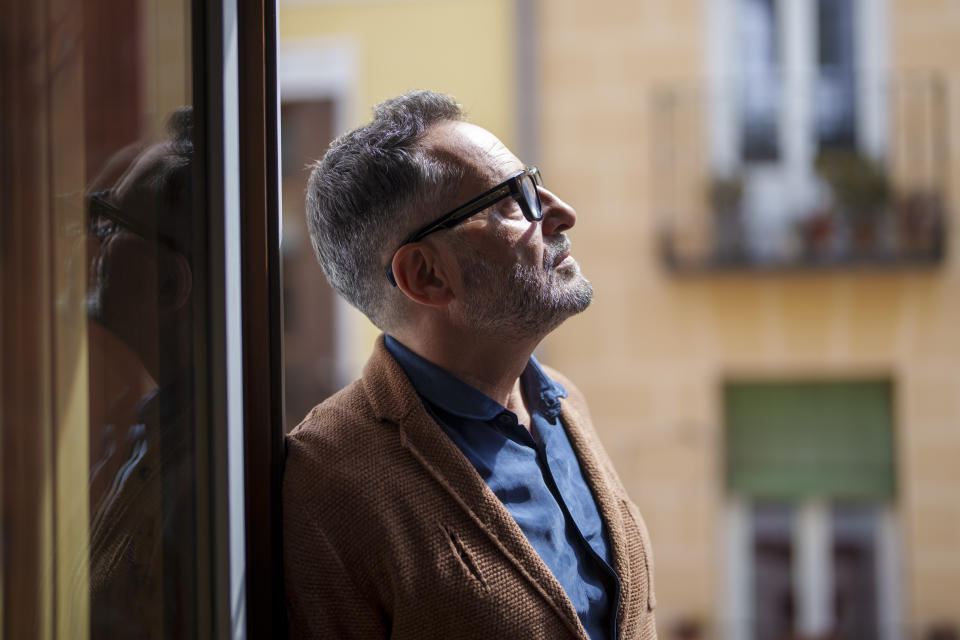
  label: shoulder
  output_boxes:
[284,382,369,505]
[284,335,412,475]
[288,379,369,453]
[282,374,404,512]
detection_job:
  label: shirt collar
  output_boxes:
[385,335,567,422]
[523,355,568,421]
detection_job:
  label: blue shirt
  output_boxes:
[385,335,620,640]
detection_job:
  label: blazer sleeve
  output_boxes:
[283,510,387,639]
[283,435,387,639]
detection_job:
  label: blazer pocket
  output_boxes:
[439,523,489,592]
[620,498,656,612]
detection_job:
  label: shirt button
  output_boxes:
[496,413,514,427]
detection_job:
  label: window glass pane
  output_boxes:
[1,0,212,637]
[832,505,880,639]
[817,0,857,150]
[740,0,781,161]
[752,504,794,640]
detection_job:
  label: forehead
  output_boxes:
[422,121,522,182]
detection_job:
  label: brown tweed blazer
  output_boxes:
[283,336,657,639]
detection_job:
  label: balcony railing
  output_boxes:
[652,73,949,272]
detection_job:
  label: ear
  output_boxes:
[391,242,455,307]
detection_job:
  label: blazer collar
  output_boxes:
[555,397,632,640]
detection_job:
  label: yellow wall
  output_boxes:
[279,0,515,145]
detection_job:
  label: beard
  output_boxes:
[454,234,594,339]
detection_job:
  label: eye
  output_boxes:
[498,197,525,220]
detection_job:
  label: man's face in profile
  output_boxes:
[420,121,593,337]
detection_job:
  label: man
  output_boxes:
[283,91,656,639]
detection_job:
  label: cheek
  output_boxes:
[463,219,543,267]
[502,222,542,264]
[473,225,518,262]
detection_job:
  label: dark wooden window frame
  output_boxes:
[235,1,286,637]
[201,0,284,635]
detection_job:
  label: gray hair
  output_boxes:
[305,90,465,328]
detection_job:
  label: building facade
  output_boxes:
[539,1,960,637]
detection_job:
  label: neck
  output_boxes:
[391,319,543,410]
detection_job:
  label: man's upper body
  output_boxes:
[284,335,656,639]
[283,90,657,638]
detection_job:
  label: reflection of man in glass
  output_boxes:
[85,106,197,639]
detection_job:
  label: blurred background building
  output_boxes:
[277,1,960,638]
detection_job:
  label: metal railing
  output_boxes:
[652,72,950,272]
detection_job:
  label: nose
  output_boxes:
[538,187,577,235]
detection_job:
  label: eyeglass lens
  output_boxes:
[521,174,542,221]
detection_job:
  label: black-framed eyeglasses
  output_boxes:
[88,189,183,254]
[385,166,543,286]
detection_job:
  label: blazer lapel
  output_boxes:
[361,336,585,638]
[558,399,634,640]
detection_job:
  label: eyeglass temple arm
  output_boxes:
[385,172,530,287]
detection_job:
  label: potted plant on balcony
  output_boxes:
[814,149,891,257]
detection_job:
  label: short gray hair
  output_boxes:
[305,90,465,328]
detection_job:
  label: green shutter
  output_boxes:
[725,381,895,499]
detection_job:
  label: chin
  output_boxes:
[556,275,594,314]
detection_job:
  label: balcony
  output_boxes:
[652,73,949,273]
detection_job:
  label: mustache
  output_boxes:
[543,235,571,269]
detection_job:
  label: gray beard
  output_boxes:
[456,235,594,339]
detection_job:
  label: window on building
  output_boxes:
[738,0,860,164]
[724,381,897,640]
